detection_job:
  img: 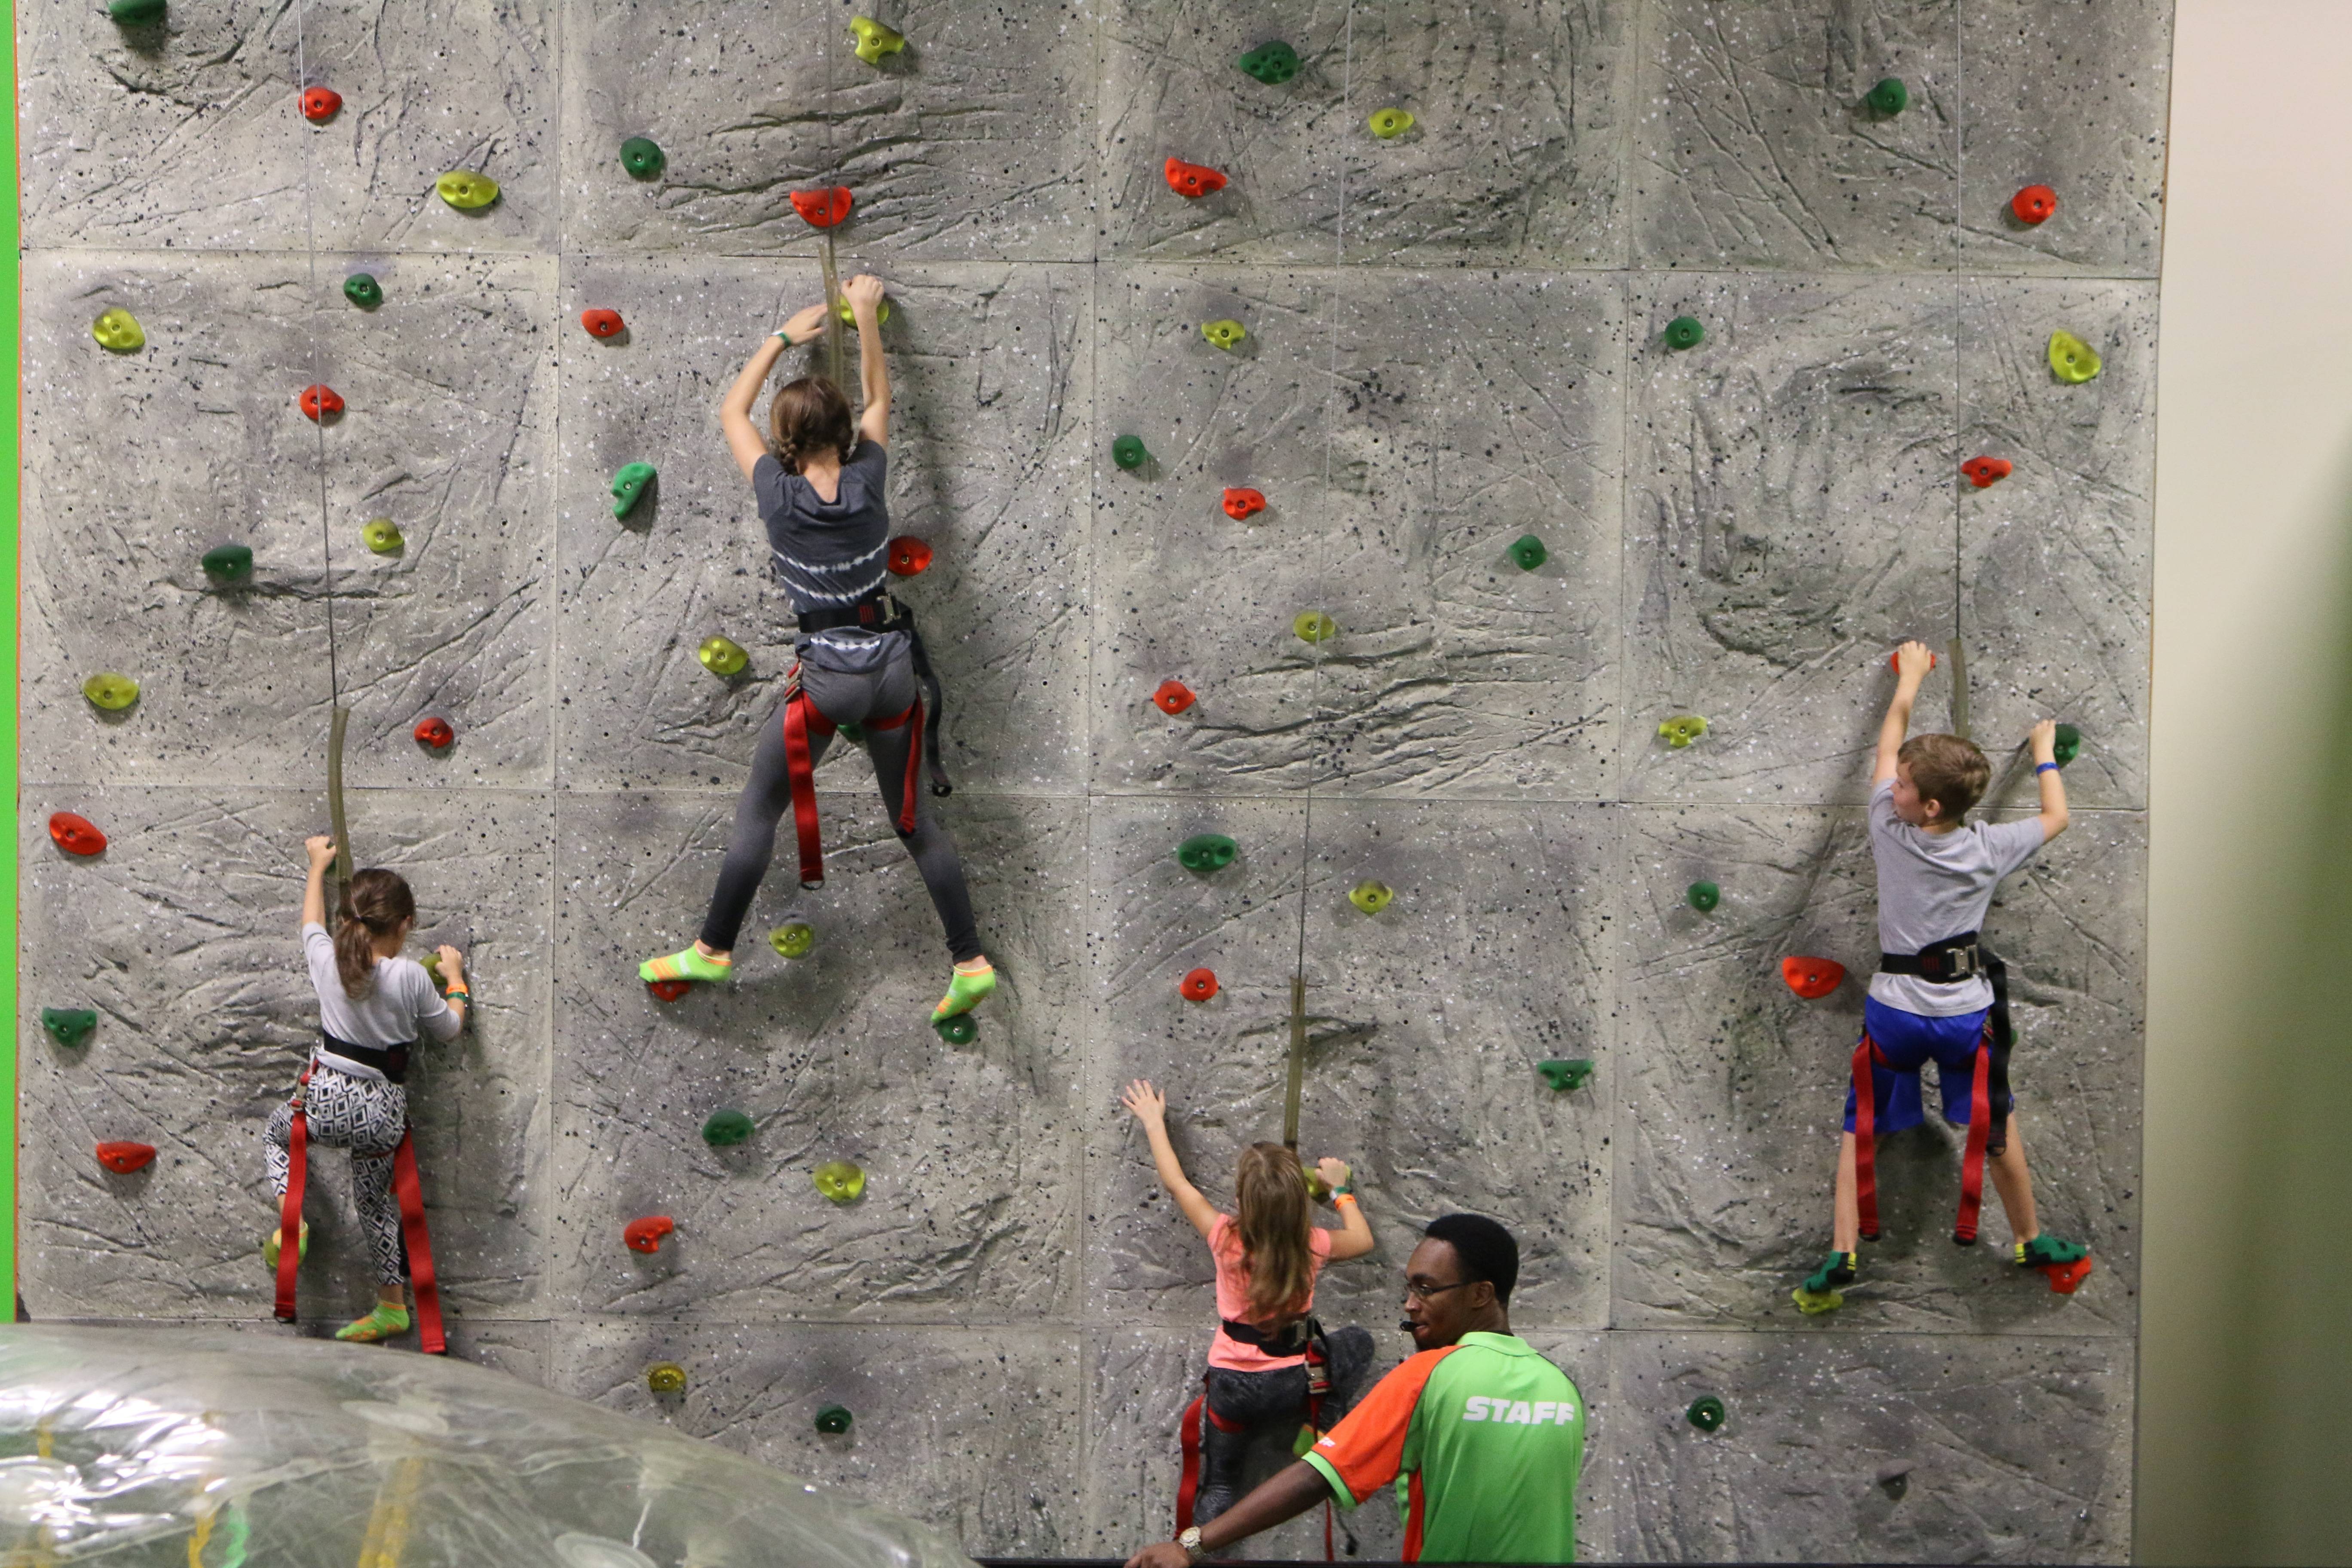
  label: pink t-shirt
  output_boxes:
[1207,1214,1336,1372]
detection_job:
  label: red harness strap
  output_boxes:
[273,1063,447,1355]
[1851,1035,1883,1242]
[1851,1026,1997,1246]
[1954,1024,1994,1245]
[273,1068,311,1324]
[781,669,921,888]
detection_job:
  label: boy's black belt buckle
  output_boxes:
[1879,931,1983,984]
[320,1030,412,1085]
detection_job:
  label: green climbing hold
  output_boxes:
[82,673,139,711]
[837,722,864,742]
[1349,879,1393,915]
[1293,611,1337,644]
[849,16,905,64]
[1658,714,1708,748]
[2052,723,2081,767]
[362,518,403,554]
[1686,1396,1727,1432]
[769,922,815,958]
[1537,1059,1593,1092]
[619,137,665,180]
[813,1160,866,1203]
[1201,319,1247,352]
[92,308,144,352]
[435,171,499,209]
[646,1362,687,1394]
[40,1009,96,1047]
[1236,40,1299,85]
[1177,833,1238,873]
[701,1109,755,1147]
[814,1403,854,1434]
[107,0,165,22]
[836,295,891,327]
[1687,880,1720,912]
[343,273,382,309]
[2048,331,2101,383]
[1508,535,1547,571]
[698,636,748,677]
[1112,435,1150,471]
[1866,77,1908,116]
[202,543,253,582]
[935,1013,977,1045]
[1663,316,1705,351]
[1367,107,1415,140]
[611,462,657,519]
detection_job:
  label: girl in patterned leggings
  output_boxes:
[262,835,466,1343]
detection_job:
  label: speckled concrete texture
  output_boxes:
[18,0,2170,1559]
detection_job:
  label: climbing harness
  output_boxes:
[1852,944,2013,1246]
[1176,1318,1341,1562]
[272,1052,447,1354]
[782,594,952,889]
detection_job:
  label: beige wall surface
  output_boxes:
[2143,2,2352,1562]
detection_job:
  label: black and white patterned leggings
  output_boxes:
[263,1062,408,1286]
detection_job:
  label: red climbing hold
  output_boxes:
[1222,488,1266,521]
[790,187,854,229]
[299,385,343,421]
[413,717,454,750]
[49,812,106,857]
[2011,184,2058,225]
[580,308,625,339]
[1153,680,1195,715]
[300,86,342,123]
[2037,1254,2095,1294]
[95,1141,156,1174]
[888,537,933,576]
[1180,968,1219,1002]
[624,1215,675,1254]
[647,978,691,1002]
[1781,956,1846,1000]
[1961,456,2013,488]
[1887,648,1939,672]
[1164,157,1229,199]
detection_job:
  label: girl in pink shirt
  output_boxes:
[1121,1079,1378,1526]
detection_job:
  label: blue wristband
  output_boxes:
[2034,761,2059,775]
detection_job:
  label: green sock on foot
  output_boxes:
[2016,1234,2089,1268]
[640,946,732,985]
[931,960,996,1022]
[1792,1250,1857,1315]
[334,1303,410,1343]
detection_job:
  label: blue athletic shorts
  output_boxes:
[1842,997,1994,1135]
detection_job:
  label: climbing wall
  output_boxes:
[15,0,2169,1559]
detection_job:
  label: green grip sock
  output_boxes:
[932,962,997,1021]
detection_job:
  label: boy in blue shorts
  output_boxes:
[1793,641,2093,1314]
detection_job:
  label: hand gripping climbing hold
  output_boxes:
[1537,1059,1594,1092]
[413,717,454,750]
[436,171,499,209]
[624,1216,675,1254]
[299,86,341,123]
[96,1141,156,1174]
[42,1010,96,1047]
[769,922,815,958]
[1866,77,1908,116]
[83,674,139,711]
[1165,157,1229,199]
[1663,316,1705,351]
[1686,1396,1727,1433]
[646,1363,687,1393]
[1222,488,1266,521]
[1152,680,1195,715]
[49,813,107,857]
[814,1404,854,1434]
[362,518,403,554]
[2012,184,2058,225]
[701,1109,754,1147]
[1509,535,1547,571]
[647,978,691,1002]
[790,187,854,229]
[2048,331,2102,384]
[343,273,383,308]
[836,295,891,327]
[1201,319,1247,351]
[619,138,665,180]
[1781,956,1846,1000]
[1112,435,1151,471]
[1293,611,1337,644]
[107,0,165,22]
[1236,40,1299,84]
[203,543,253,582]
[1349,880,1393,915]
[299,385,343,422]
[1180,968,1219,1002]
[1687,881,1720,912]
[611,462,656,519]
[850,15,906,64]
[698,637,748,677]
[1367,108,1414,139]
[1887,648,1937,672]
[2053,723,2081,766]
[91,309,144,352]
[888,537,933,576]
[1177,833,1238,872]
[1658,714,1707,749]
[934,1014,977,1045]
[580,308,625,339]
[1961,456,2013,488]
[812,1161,865,1203]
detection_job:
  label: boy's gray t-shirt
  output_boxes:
[1867,779,2046,1016]
[303,922,459,1080]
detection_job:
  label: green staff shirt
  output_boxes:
[1301,1331,1583,1562]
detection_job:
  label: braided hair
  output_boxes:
[767,376,857,475]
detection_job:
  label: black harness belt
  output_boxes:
[784,594,953,888]
[1854,939,2016,1246]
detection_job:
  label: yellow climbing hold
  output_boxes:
[813,1160,866,1203]
[82,673,139,711]
[1658,714,1708,749]
[91,308,144,352]
[698,636,749,677]
[1349,880,1393,915]
[1368,107,1415,139]
[769,922,815,958]
[362,518,404,554]
[436,171,499,210]
[1293,611,1337,644]
[837,295,891,326]
[1201,319,1247,351]
[646,1362,687,1393]
[849,15,905,64]
[2047,330,2101,384]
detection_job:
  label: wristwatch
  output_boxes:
[1178,1526,1207,1563]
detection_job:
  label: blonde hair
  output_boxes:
[1234,1143,1315,1322]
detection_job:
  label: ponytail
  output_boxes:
[334,868,416,999]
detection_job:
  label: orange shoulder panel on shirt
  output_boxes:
[1311,1346,1458,1503]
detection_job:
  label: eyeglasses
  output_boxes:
[1402,1278,1473,1304]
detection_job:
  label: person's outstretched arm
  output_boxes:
[842,273,890,448]
[1315,1157,1376,1261]
[721,304,829,481]
[2027,718,2071,841]
[1119,1079,1219,1240]
[300,835,335,931]
[1875,640,1935,786]
[1126,1462,1335,1568]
